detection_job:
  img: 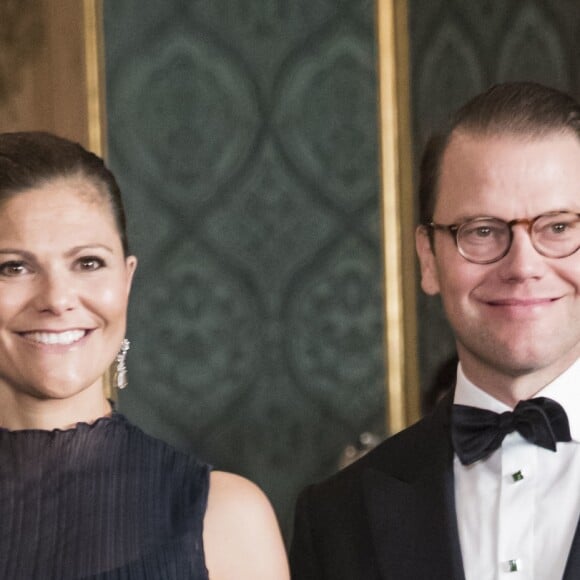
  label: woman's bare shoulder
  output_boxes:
[203,471,289,580]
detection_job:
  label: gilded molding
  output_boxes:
[83,0,106,156]
[376,0,419,433]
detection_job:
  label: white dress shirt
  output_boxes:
[454,360,580,579]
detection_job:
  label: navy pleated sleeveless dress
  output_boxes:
[0,411,211,579]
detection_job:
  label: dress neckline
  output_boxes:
[0,409,124,436]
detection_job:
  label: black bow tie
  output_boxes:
[451,397,572,465]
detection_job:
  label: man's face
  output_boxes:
[416,130,580,399]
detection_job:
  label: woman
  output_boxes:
[0,132,289,579]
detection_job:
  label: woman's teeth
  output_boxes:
[23,330,86,345]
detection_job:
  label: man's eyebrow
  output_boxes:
[448,214,501,222]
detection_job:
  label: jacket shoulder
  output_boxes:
[318,404,451,496]
[290,407,452,580]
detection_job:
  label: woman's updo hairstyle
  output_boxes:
[0,131,129,255]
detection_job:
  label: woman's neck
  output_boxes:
[0,387,112,431]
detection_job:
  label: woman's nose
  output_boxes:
[33,271,78,314]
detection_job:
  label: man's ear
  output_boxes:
[415,226,441,296]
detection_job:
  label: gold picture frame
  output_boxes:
[83,0,107,157]
[376,0,420,433]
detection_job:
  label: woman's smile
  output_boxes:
[17,329,91,346]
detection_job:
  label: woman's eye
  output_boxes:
[0,261,27,277]
[77,256,106,271]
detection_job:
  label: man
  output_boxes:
[290,82,580,579]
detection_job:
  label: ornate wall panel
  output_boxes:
[408,0,580,392]
[104,0,384,537]
[0,0,99,149]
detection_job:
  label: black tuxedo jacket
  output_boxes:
[290,394,580,580]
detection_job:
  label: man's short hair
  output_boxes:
[418,82,580,225]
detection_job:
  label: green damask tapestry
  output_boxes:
[104,0,384,536]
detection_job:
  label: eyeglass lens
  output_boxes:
[456,213,580,263]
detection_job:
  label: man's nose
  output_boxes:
[497,225,547,281]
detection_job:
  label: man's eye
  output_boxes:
[538,220,575,237]
[550,223,568,234]
[473,227,492,237]
[464,226,495,238]
[77,256,105,271]
[0,261,27,276]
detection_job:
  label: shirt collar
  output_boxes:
[454,359,580,442]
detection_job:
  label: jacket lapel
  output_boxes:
[563,513,580,578]
[362,397,465,580]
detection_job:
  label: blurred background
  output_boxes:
[1,0,579,540]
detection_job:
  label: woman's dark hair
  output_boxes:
[0,131,130,255]
[418,82,580,226]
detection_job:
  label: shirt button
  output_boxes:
[511,470,524,482]
[507,559,521,572]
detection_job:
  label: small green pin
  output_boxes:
[512,470,524,482]
[508,560,519,572]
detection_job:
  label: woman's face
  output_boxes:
[0,176,137,401]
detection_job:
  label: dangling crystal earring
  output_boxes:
[115,339,130,389]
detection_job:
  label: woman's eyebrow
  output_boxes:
[0,248,34,259]
[65,244,115,257]
[0,245,115,259]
